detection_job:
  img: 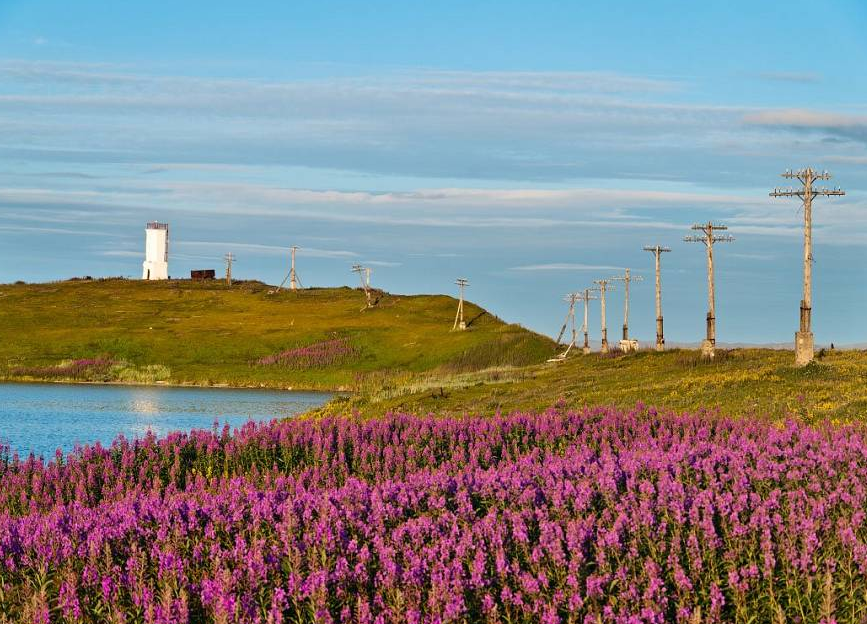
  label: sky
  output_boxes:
[0,0,866,345]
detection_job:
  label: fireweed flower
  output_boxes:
[1,406,867,622]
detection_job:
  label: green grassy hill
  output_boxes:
[0,278,555,389]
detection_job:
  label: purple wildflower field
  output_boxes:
[256,338,357,369]
[1,405,865,623]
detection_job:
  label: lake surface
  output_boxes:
[0,383,331,458]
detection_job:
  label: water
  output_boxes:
[0,383,331,458]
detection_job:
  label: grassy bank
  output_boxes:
[338,347,867,423]
[0,278,554,389]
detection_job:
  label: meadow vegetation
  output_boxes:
[5,407,867,623]
[3,279,867,423]
[341,346,867,424]
[0,279,554,390]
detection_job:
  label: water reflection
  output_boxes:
[129,393,160,416]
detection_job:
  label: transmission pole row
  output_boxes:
[244,166,846,367]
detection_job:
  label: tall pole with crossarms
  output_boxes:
[770,168,845,366]
[643,245,671,351]
[685,222,733,359]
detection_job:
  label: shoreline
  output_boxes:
[0,377,349,395]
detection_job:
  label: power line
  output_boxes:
[770,168,845,366]
[224,252,235,287]
[274,246,303,293]
[579,287,598,355]
[593,278,615,355]
[612,268,643,352]
[289,246,301,291]
[453,278,469,331]
[549,292,580,362]
[643,245,671,352]
[352,264,373,310]
[684,222,733,359]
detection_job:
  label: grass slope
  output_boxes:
[0,279,555,389]
[343,347,867,423]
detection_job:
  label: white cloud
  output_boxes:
[510,263,624,272]
[176,240,357,259]
[756,72,821,84]
[743,109,867,128]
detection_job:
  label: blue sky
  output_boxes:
[0,0,866,345]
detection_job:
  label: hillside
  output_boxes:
[0,278,555,390]
[338,346,867,423]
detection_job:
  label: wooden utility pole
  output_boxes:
[612,268,643,352]
[770,168,845,366]
[549,292,579,361]
[684,222,733,358]
[567,293,578,350]
[593,278,615,354]
[453,278,469,331]
[643,245,671,351]
[224,252,235,287]
[352,264,372,309]
[289,246,300,291]
[580,287,598,354]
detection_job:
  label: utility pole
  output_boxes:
[643,245,671,351]
[684,222,733,358]
[224,252,235,287]
[593,279,615,354]
[453,278,469,331]
[770,168,845,366]
[549,292,579,361]
[289,246,300,291]
[580,287,598,354]
[567,293,578,349]
[352,264,372,309]
[612,268,643,353]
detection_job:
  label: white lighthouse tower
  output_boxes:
[142,222,169,280]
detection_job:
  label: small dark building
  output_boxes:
[191,269,216,281]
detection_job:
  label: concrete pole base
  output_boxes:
[582,346,591,355]
[795,331,814,367]
[619,339,639,353]
[655,341,664,352]
[700,339,715,359]
[601,340,609,355]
